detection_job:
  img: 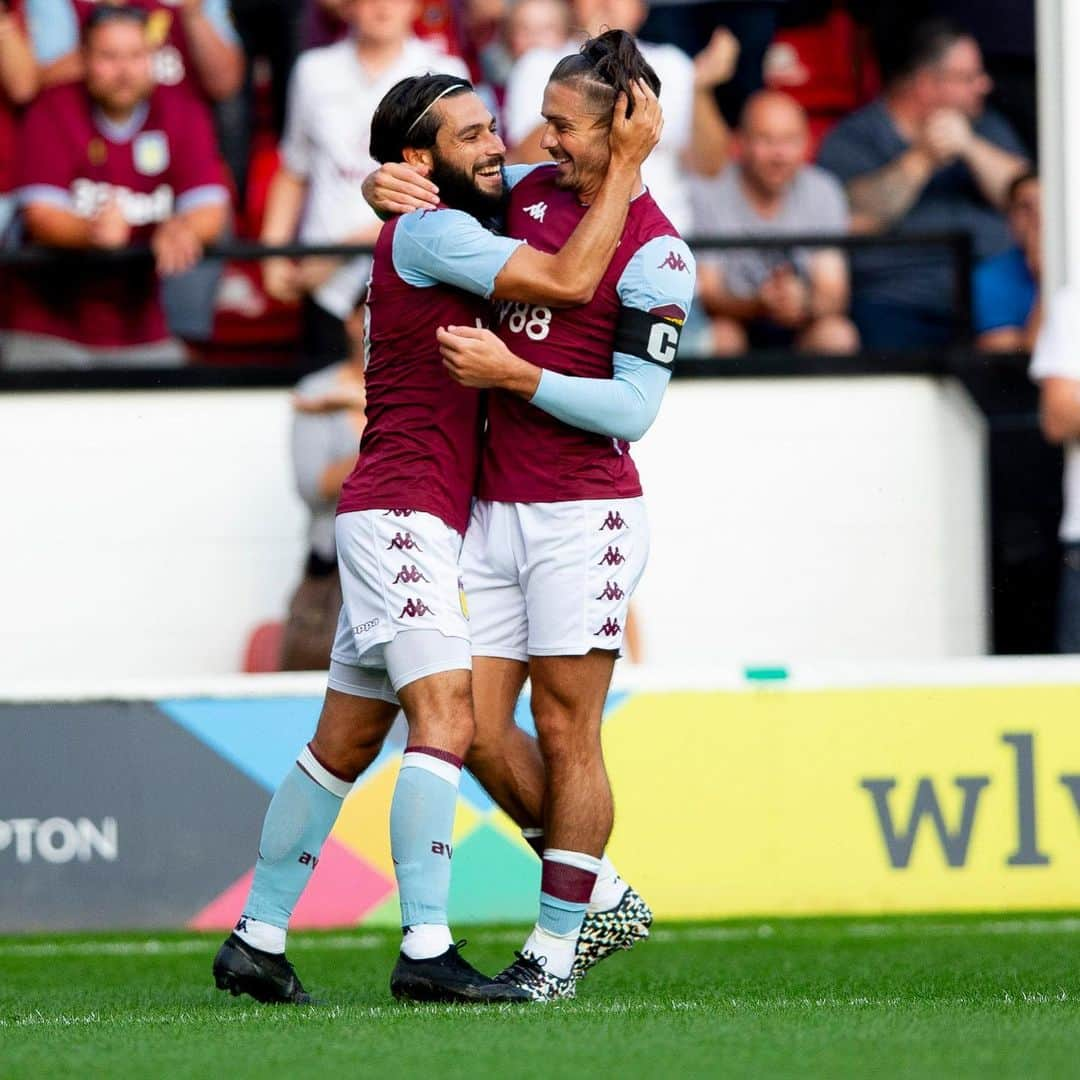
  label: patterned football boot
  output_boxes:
[572,886,654,980]
[493,951,577,1002]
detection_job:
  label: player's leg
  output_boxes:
[465,656,539,828]
[214,671,399,1004]
[382,636,529,1004]
[492,499,653,998]
[459,499,545,830]
[514,649,615,993]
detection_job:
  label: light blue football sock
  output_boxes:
[390,746,462,932]
[239,745,352,939]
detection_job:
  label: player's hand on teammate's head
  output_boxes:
[362,162,440,217]
[609,79,663,168]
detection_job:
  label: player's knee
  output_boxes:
[309,730,378,782]
[404,678,476,757]
[533,706,601,763]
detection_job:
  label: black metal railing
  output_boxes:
[0,229,977,391]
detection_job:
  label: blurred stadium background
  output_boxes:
[5,1,1080,1074]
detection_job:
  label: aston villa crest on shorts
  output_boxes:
[133,131,170,176]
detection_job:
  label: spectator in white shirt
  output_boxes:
[502,0,736,233]
[1030,286,1080,653]
[260,0,468,366]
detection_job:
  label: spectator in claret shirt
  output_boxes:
[27,0,242,103]
[5,5,229,368]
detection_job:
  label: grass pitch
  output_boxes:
[4,913,1080,1078]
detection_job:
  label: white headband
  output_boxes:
[406,83,470,135]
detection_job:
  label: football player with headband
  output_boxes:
[367,29,695,1001]
[212,66,660,1006]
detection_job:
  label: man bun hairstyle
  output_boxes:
[549,28,661,122]
[370,73,474,163]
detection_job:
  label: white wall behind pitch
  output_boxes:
[0,390,308,682]
[632,376,988,665]
[0,378,987,682]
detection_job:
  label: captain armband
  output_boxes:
[612,305,685,369]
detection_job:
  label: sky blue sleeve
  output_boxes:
[530,352,671,443]
[617,235,697,332]
[27,0,77,64]
[503,163,552,190]
[392,208,524,298]
[526,234,695,440]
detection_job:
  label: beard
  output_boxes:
[429,155,509,223]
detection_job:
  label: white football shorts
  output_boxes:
[329,509,471,699]
[461,497,649,660]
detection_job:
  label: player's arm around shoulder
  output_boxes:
[390,205,525,297]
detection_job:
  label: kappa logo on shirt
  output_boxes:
[658,249,689,273]
[523,201,547,223]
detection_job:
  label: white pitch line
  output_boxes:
[5,918,1080,960]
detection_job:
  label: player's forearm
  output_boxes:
[847,148,934,232]
[551,164,640,303]
[529,362,669,443]
[181,11,243,100]
[22,204,93,248]
[962,136,1029,211]
[260,169,307,243]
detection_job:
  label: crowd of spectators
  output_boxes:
[0,0,1039,370]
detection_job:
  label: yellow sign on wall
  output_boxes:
[603,684,1080,918]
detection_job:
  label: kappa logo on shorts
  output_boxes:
[596,581,625,601]
[400,598,435,618]
[392,564,430,585]
[387,532,423,552]
[594,617,622,637]
[600,510,626,531]
[598,546,626,567]
[383,509,416,517]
